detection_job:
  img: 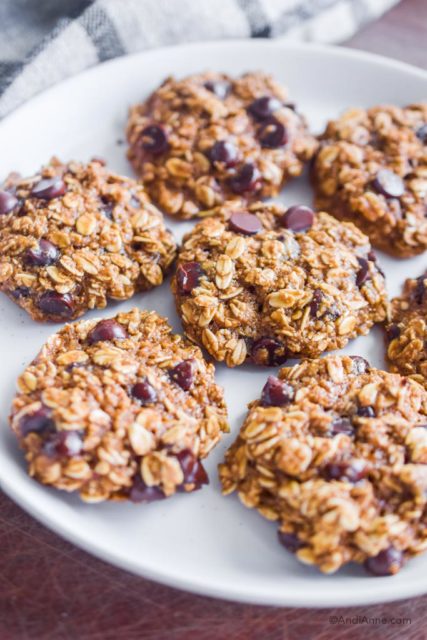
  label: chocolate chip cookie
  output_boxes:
[172,201,387,367]
[0,158,177,321]
[219,355,427,576]
[10,308,228,503]
[126,72,317,219]
[386,271,427,388]
[312,104,427,257]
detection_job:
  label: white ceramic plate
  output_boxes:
[0,40,426,608]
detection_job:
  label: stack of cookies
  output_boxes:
[3,70,427,579]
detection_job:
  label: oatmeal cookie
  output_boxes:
[171,201,387,367]
[386,271,427,388]
[219,355,427,576]
[126,72,317,219]
[10,308,228,503]
[0,158,177,321]
[312,104,427,257]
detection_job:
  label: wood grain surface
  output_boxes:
[1,1,427,638]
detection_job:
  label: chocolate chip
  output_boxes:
[387,324,401,340]
[323,459,367,483]
[368,250,385,277]
[364,546,404,576]
[65,362,86,374]
[261,375,294,407]
[228,163,261,194]
[280,205,314,232]
[310,289,324,317]
[278,531,305,553]
[19,405,54,437]
[416,124,427,144]
[176,450,209,488]
[87,319,128,344]
[131,379,157,405]
[350,356,370,374]
[251,337,287,366]
[356,257,370,287]
[372,169,405,198]
[31,177,66,200]
[24,239,60,267]
[208,140,239,167]
[258,120,288,148]
[10,286,30,299]
[414,275,426,304]
[130,477,166,503]
[176,262,204,294]
[229,211,262,235]
[37,291,74,319]
[357,405,375,418]
[100,196,114,219]
[330,418,354,437]
[0,190,18,215]
[43,431,83,457]
[309,290,340,321]
[140,124,169,155]
[169,360,194,391]
[248,96,281,121]
[14,200,27,217]
[204,80,230,99]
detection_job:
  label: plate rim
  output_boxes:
[1,38,427,608]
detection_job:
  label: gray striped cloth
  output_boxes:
[0,0,399,118]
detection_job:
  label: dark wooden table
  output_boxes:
[1,1,427,638]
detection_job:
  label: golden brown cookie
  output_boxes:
[312,104,427,257]
[127,72,317,219]
[220,355,427,576]
[0,158,176,321]
[10,308,228,503]
[386,271,427,388]
[172,201,387,366]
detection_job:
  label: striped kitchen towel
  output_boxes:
[0,0,400,118]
